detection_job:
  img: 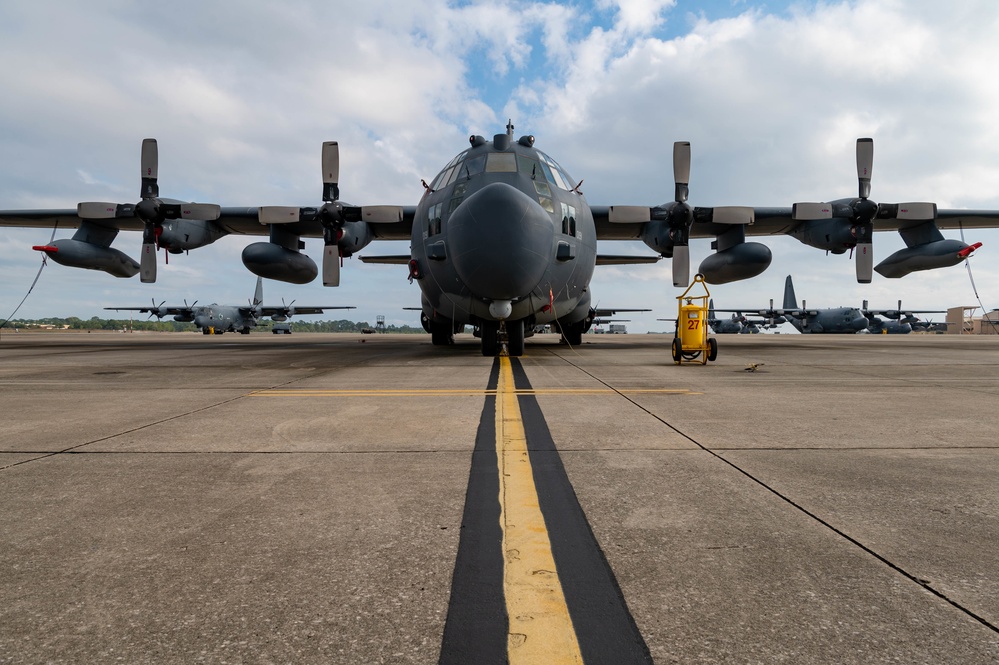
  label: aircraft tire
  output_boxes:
[671,337,682,364]
[707,337,718,361]
[507,319,525,357]
[430,320,454,346]
[560,321,583,346]
[481,321,499,356]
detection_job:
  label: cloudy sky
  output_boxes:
[1,0,997,332]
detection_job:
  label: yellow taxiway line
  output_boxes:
[496,356,584,664]
[250,388,699,397]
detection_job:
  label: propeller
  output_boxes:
[667,142,694,287]
[77,139,222,283]
[147,299,167,320]
[258,141,403,287]
[792,138,937,284]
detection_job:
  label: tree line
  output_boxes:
[1,317,426,334]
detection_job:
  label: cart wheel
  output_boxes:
[671,337,682,364]
[707,337,718,362]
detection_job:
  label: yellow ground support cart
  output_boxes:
[671,274,718,365]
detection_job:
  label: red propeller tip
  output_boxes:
[32,245,58,252]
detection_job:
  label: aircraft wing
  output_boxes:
[0,206,417,239]
[863,308,946,319]
[712,307,808,318]
[591,205,999,240]
[596,255,661,265]
[254,305,356,317]
[358,255,411,265]
[593,307,651,317]
[104,305,194,317]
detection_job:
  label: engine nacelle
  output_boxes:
[172,313,195,323]
[698,242,772,284]
[338,220,375,257]
[788,218,855,253]
[875,239,972,278]
[241,242,318,284]
[33,239,139,278]
[157,219,226,252]
[640,219,673,255]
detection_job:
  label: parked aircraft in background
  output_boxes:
[106,277,354,334]
[714,275,945,334]
[859,298,946,334]
[2,130,992,354]
[705,299,785,334]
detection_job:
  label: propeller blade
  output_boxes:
[322,141,340,202]
[608,206,652,223]
[78,202,122,219]
[322,245,341,287]
[358,205,404,223]
[896,202,937,220]
[792,202,833,220]
[258,206,303,224]
[856,242,873,283]
[711,206,755,225]
[179,203,221,220]
[672,244,690,287]
[140,138,158,199]
[140,243,157,283]
[857,137,873,199]
[673,141,690,202]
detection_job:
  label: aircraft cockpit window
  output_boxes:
[443,164,461,188]
[463,155,485,177]
[448,183,466,214]
[534,181,554,213]
[561,203,577,236]
[485,152,517,173]
[517,155,539,179]
[537,151,574,190]
[428,202,443,236]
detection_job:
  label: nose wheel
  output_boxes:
[480,319,525,357]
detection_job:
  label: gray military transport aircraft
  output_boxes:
[0,126,993,355]
[106,276,354,335]
[706,299,785,334]
[714,275,945,334]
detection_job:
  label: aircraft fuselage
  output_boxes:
[409,126,596,352]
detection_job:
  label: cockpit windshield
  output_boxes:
[430,145,576,191]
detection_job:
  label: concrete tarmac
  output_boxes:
[1,331,998,663]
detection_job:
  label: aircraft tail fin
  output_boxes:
[783,275,798,310]
[253,276,263,307]
[708,298,716,320]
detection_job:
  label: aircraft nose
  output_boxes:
[447,182,555,300]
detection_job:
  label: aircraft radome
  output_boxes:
[1,124,994,355]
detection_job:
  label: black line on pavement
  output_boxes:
[510,358,653,664]
[438,361,508,664]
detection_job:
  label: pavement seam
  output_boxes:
[544,348,999,637]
